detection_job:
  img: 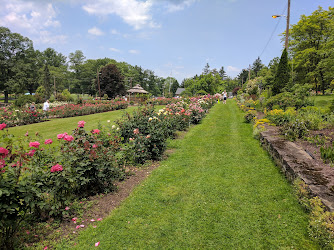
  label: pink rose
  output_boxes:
[133,128,139,135]
[57,132,67,139]
[44,139,53,145]
[92,144,97,148]
[27,149,36,157]
[0,147,9,158]
[65,206,70,211]
[92,129,100,134]
[50,164,63,173]
[64,135,74,142]
[95,242,100,247]
[78,120,86,128]
[29,141,40,148]
[0,123,7,130]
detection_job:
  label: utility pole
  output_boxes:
[97,68,101,100]
[285,0,291,49]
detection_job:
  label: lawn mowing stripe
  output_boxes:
[62,100,318,249]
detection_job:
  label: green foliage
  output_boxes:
[265,108,296,126]
[281,119,309,141]
[320,142,334,164]
[244,110,256,123]
[290,7,334,94]
[272,48,290,95]
[99,64,126,99]
[14,95,35,107]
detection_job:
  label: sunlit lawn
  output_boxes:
[312,95,334,108]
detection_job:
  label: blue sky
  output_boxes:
[0,0,332,83]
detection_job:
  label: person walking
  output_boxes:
[222,90,227,104]
[43,100,50,118]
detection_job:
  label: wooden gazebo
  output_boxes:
[127,84,149,103]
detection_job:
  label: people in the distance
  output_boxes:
[43,100,50,118]
[222,90,227,104]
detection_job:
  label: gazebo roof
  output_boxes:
[127,84,148,94]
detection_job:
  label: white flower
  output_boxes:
[107,120,111,123]
[112,125,116,129]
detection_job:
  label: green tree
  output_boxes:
[219,66,227,80]
[38,48,67,67]
[289,6,334,94]
[69,50,86,93]
[42,64,52,98]
[203,63,210,75]
[98,64,125,98]
[252,57,264,77]
[0,27,34,102]
[272,48,290,95]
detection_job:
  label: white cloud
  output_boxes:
[38,30,67,44]
[163,0,196,13]
[110,47,121,53]
[111,29,119,35]
[227,66,241,73]
[0,0,65,44]
[88,27,104,36]
[129,49,140,54]
[0,1,60,32]
[82,0,160,30]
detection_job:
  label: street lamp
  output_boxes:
[272,0,290,50]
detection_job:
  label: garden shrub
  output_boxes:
[264,92,296,110]
[265,108,296,126]
[244,110,256,123]
[14,95,36,107]
[280,119,309,141]
[298,106,327,130]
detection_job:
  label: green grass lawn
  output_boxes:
[7,105,164,140]
[57,100,317,249]
[312,95,334,109]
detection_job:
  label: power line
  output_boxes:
[259,3,288,59]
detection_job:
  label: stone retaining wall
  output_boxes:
[259,126,334,211]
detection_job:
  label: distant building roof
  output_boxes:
[127,84,148,94]
[175,88,185,95]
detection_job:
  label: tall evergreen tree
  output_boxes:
[203,63,210,75]
[219,66,227,80]
[272,48,290,95]
[252,57,263,77]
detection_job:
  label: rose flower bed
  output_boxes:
[0,95,217,249]
[48,100,128,118]
[0,107,45,127]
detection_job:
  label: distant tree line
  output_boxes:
[0,27,179,102]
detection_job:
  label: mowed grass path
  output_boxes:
[62,100,318,249]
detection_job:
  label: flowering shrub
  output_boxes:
[265,108,297,126]
[0,107,45,127]
[117,96,217,164]
[147,97,178,105]
[0,121,126,248]
[48,100,128,118]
